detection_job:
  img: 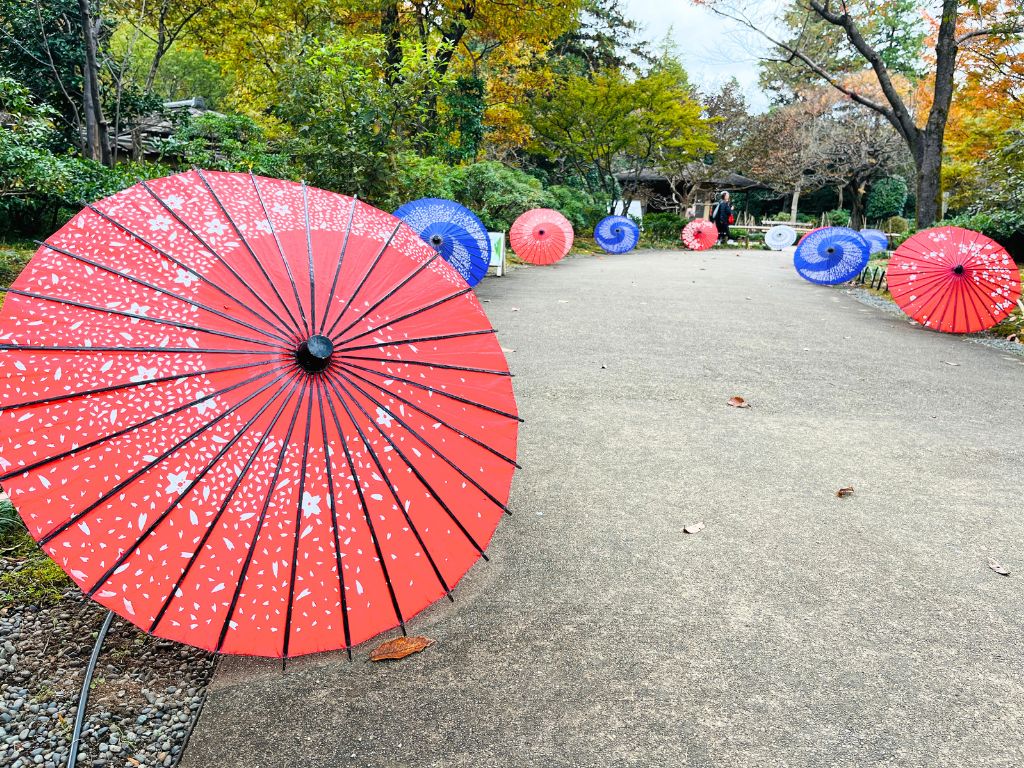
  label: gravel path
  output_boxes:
[0,555,216,768]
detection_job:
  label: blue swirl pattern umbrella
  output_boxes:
[860,228,889,255]
[393,198,491,287]
[594,215,639,254]
[793,227,870,285]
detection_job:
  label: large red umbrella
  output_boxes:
[0,170,520,657]
[509,208,574,265]
[886,226,1021,333]
[681,219,717,251]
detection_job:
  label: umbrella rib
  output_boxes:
[319,373,409,635]
[320,374,454,603]
[0,343,280,355]
[329,253,441,343]
[317,197,359,336]
[340,359,521,421]
[302,182,317,341]
[148,378,300,634]
[313,377,353,657]
[216,386,308,655]
[339,363,521,467]
[338,329,496,355]
[334,370,511,514]
[0,287,287,351]
[0,367,278,484]
[194,170,305,339]
[86,374,299,598]
[282,382,316,658]
[336,354,511,377]
[36,241,294,346]
[1,359,276,411]
[321,372,486,558]
[37,371,290,546]
[322,221,403,339]
[333,285,470,349]
[248,172,311,337]
[84,203,285,337]
[139,181,298,338]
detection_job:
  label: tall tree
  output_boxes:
[697,0,1024,227]
[528,57,714,212]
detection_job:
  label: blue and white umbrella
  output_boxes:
[393,198,491,287]
[594,215,640,254]
[793,226,870,285]
[860,228,889,255]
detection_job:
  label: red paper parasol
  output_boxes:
[509,208,574,265]
[0,170,520,657]
[681,219,717,251]
[886,226,1021,333]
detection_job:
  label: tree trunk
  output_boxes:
[381,2,402,84]
[836,185,844,210]
[914,128,944,228]
[79,0,110,165]
[849,183,865,230]
[789,179,802,223]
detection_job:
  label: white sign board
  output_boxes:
[488,232,506,277]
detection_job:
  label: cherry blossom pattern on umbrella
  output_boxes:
[886,226,1022,333]
[680,219,717,251]
[509,208,574,265]
[0,170,520,658]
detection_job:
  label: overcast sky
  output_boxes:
[623,0,774,112]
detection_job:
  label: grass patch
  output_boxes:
[0,548,72,606]
[0,239,36,289]
[1,498,71,605]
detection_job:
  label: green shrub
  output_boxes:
[378,152,459,211]
[825,209,851,227]
[160,112,293,177]
[883,215,910,234]
[867,177,909,222]
[450,161,548,231]
[641,212,687,241]
[942,209,1024,243]
[542,184,605,231]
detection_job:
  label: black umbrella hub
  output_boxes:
[296,334,334,373]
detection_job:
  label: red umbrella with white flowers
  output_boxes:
[886,226,1021,333]
[0,170,520,658]
[681,219,717,251]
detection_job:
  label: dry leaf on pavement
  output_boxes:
[988,558,1011,576]
[727,396,751,408]
[683,521,705,535]
[836,487,855,497]
[369,635,436,661]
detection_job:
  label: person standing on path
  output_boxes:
[711,191,734,244]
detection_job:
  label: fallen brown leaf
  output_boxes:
[988,557,1011,576]
[836,486,854,497]
[727,396,751,408]
[942,361,960,367]
[369,635,435,661]
[683,521,705,535]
